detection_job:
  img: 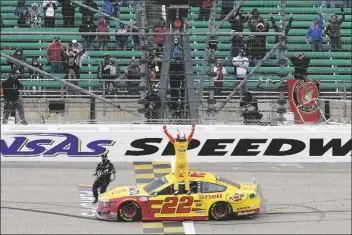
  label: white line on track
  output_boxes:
[170,160,196,234]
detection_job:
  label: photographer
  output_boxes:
[325,8,345,51]
[290,52,310,81]
[240,91,263,125]
[2,70,28,125]
[43,0,57,27]
[92,154,116,203]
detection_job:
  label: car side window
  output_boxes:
[158,185,174,195]
[158,182,199,195]
[201,182,227,193]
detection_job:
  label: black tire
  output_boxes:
[209,202,232,221]
[118,202,141,222]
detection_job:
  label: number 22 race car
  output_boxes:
[95,171,260,221]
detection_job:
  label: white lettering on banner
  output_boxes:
[1,124,351,162]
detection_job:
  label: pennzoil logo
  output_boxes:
[292,80,319,113]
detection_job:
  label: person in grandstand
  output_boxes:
[60,0,76,27]
[8,48,26,74]
[27,3,41,28]
[254,21,270,59]
[14,0,28,28]
[144,84,161,123]
[290,52,311,81]
[270,12,293,60]
[246,34,261,66]
[2,70,28,125]
[214,59,227,95]
[28,57,44,94]
[233,49,249,99]
[199,0,211,21]
[229,7,248,32]
[78,16,97,50]
[228,34,245,66]
[101,0,114,25]
[305,11,324,52]
[220,0,233,20]
[66,39,86,71]
[171,38,182,62]
[80,0,98,22]
[247,8,265,32]
[43,0,58,27]
[325,8,345,52]
[115,23,129,51]
[124,57,140,95]
[97,18,110,51]
[163,124,196,195]
[152,17,166,51]
[47,36,66,73]
[64,51,80,94]
[97,53,120,95]
[92,154,116,203]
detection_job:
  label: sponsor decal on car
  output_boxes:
[237,206,250,210]
[237,210,257,216]
[229,193,244,202]
[199,193,222,200]
[128,186,140,195]
[139,197,148,202]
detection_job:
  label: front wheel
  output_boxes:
[209,202,232,221]
[118,202,141,222]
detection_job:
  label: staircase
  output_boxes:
[145,0,163,27]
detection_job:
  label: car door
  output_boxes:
[194,182,227,215]
[146,182,199,219]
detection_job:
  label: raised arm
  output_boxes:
[187,124,196,143]
[163,125,175,143]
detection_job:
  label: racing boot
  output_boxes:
[186,190,191,195]
[173,190,179,195]
[92,197,98,203]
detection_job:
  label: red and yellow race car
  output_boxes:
[95,171,260,221]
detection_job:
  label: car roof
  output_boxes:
[164,171,216,183]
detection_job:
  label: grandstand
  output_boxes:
[0,0,351,125]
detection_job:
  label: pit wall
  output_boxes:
[1,124,351,162]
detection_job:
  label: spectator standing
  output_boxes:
[97,18,110,51]
[240,91,263,125]
[232,49,249,98]
[101,0,114,25]
[28,56,43,93]
[27,3,41,28]
[213,60,227,95]
[229,8,248,32]
[47,36,66,73]
[131,24,140,49]
[290,52,310,81]
[115,23,128,51]
[79,16,97,50]
[199,0,211,21]
[9,48,26,74]
[80,0,98,22]
[255,21,270,59]
[124,57,140,94]
[43,0,57,27]
[61,0,75,27]
[152,17,166,50]
[228,34,245,66]
[14,0,28,28]
[220,0,233,20]
[65,51,81,94]
[97,53,120,95]
[1,70,28,125]
[247,8,265,32]
[246,35,261,66]
[325,8,345,51]
[305,12,324,52]
[67,39,86,72]
[270,13,293,60]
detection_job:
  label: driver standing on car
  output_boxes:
[163,124,195,195]
[92,154,116,203]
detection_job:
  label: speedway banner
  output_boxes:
[1,124,351,162]
[287,79,320,124]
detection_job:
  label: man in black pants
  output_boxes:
[92,154,116,203]
[2,70,28,125]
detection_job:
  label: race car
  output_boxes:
[95,171,260,221]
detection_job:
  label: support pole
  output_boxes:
[214,0,244,32]
[70,0,138,29]
[1,53,139,117]
[277,0,288,124]
[215,42,281,113]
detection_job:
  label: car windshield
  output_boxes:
[217,176,241,189]
[143,176,168,194]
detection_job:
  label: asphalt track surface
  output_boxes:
[1,162,351,234]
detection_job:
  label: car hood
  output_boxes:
[100,184,148,200]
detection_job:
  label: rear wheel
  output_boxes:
[209,202,232,221]
[118,202,141,222]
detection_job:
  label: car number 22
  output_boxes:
[161,196,194,214]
